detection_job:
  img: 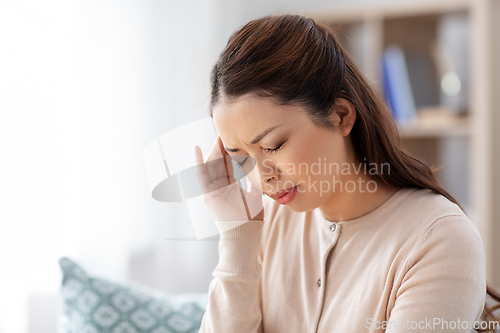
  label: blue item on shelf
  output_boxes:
[381,45,417,126]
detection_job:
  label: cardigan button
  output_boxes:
[330,222,336,232]
[317,279,321,287]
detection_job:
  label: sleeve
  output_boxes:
[198,219,265,333]
[386,214,487,333]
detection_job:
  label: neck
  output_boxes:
[319,173,399,222]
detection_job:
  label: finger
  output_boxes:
[217,135,232,184]
[194,145,203,164]
[194,146,210,189]
[210,135,231,184]
[206,134,224,162]
[207,135,224,181]
[218,134,230,157]
[224,155,236,184]
[215,136,230,184]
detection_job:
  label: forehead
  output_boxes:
[212,94,305,145]
[213,94,288,125]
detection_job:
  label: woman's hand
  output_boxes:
[194,135,264,221]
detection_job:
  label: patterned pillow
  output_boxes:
[58,257,207,333]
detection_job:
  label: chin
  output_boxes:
[284,195,321,213]
[294,191,332,212]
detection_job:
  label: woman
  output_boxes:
[194,14,500,332]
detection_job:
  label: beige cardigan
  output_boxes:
[199,187,486,332]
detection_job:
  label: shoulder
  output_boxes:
[408,214,484,264]
[399,187,465,220]
[396,188,485,271]
[348,188,485,271]
[399,213,486,314]
[387,187,476,236]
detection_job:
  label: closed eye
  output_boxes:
[263,140,286,154]
[236,140,287,168]
[236,157,249,169]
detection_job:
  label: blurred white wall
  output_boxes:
[0,0,443,332]
[0,0,223,332]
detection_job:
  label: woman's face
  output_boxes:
[212,93,358,212]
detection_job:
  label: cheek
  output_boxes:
[283,133,344,179]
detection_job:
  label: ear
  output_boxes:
[331,98,357,136]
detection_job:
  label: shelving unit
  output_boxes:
[398,109,471,138]
[307,0,500,287]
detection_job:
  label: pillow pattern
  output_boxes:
[58,257,207,333]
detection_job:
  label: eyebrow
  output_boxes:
[224,125,281,152]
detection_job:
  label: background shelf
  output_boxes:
[398,109,471,139]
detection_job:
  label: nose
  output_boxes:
[264,175,275,183]
[246,157,281,193]
[259,161,280,184]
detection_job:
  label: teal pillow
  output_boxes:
[58,257,207,333]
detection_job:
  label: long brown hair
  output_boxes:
[208,14,500,331]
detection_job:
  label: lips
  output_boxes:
[269,186,296,200]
